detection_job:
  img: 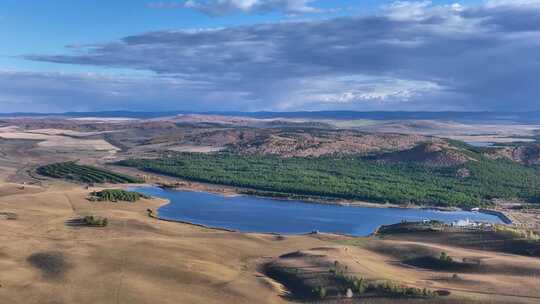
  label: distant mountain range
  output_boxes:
[0,110,539,123]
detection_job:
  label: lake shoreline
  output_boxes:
[153,182,464,212]
[128,182,513,226]
[131,185,509,236]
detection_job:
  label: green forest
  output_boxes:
[117,152,540,208]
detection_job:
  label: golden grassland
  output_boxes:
[0,180,539,304]
[0,182,322,304]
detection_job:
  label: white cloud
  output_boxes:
[298,76,442,105]
[149,0,323,15]
[486,0,540,8]
[383,1,433,21]
[147,2,183,8]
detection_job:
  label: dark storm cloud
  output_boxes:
[15,1,540,112]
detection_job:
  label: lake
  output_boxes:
[132,186,504,236]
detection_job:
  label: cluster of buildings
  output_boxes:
[449,218,493,228]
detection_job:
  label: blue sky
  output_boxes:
[0,0,538,113]
[1,0,361,71]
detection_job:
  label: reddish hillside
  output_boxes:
[487,144,540,165]
[379,142,473,167]
[228,130,428,157]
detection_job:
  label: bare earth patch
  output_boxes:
[0,126,119,152]
[165,145,225,153]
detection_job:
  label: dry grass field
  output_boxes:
[0,182,328,304]
[0,180,538,303]
[0,126,119,152]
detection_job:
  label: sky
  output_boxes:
[0,0,539,113]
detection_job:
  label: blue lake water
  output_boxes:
[132,186,504,236]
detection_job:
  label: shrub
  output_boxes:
[494,225,540,241]
[366,280,436,298]
[83,215,108,227]
[351,277,367,294]
[313,286,326,299]
[439,252,453,264]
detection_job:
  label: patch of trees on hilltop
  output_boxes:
[89,189,149,202]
